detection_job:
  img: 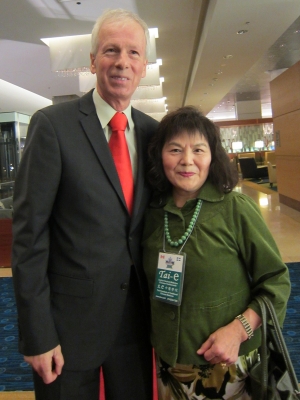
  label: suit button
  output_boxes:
[120,283,128,290]
[169,312,176,320]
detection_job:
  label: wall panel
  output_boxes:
[270,60,300,211]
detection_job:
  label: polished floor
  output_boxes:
[0,179,299,399]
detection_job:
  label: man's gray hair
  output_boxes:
[91,8,150,58]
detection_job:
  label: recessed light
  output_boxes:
[237,30,248,35]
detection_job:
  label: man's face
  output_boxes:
[90,20,147,110]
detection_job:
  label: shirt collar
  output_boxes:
[92,89,133,129]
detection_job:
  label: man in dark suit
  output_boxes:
[12,8,158,400]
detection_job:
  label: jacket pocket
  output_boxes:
[49,272,94,298]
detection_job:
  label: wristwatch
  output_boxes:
[235,314,254,340]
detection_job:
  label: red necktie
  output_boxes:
[109,112,134,214]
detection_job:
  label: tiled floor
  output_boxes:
[0,179,299,398]
[237,180,300,263]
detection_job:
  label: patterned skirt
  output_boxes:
[156,349,259,400]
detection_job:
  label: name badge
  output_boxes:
[153,251,186,306]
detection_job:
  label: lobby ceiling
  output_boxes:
[0,0,300,120]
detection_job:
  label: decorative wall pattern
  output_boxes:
[220,123,274,153]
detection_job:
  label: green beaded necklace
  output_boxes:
[164,199,203,248]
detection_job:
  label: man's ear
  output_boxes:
[142,59,148,79]
[90,53,96,74]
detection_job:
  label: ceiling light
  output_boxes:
[149,27,159,39]
[223,55,233,59]
[42,29,159,75]
[237,30,248,35]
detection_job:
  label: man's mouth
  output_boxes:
[112,76,128,81]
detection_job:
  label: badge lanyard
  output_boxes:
[153,199,203,306]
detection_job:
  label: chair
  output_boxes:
[267,162,277,187]
[265,151,276,165]
[239,158,268,180]
[237,153,256,173]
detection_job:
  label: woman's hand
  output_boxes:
[196,308,261,366]
[196,319,245,365]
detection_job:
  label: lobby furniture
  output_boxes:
[238,152,255,160]
[0,196,13,266]
[0,219,12,267]
[264,151,276,165]
[239,157,268,180]
[237,152,256,173]
[267,162,277,187]
[0,196,13,219]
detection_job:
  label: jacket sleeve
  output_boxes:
[12,110,61,355]
[231,194,291,326]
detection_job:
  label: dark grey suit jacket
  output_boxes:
[12,90,158,370]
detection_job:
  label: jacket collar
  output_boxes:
[150,179,224,209]
[78,90,148,223]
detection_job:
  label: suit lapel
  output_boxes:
[78,92,127,211]
[131,108,148,224]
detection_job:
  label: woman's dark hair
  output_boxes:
[147,106,238,193]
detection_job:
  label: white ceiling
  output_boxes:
[0,0,300,120]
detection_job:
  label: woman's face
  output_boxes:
[162,130,212,203]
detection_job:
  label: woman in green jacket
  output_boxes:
[142,106,290,399]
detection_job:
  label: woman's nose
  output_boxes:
[180,150,193,164]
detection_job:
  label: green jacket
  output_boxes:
[142,180,291,367]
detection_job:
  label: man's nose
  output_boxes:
[115,51,129,69]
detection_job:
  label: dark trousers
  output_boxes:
[33,270,152,400]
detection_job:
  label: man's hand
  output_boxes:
[24,345,64,384]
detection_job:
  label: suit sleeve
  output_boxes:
[12,110,62,356]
